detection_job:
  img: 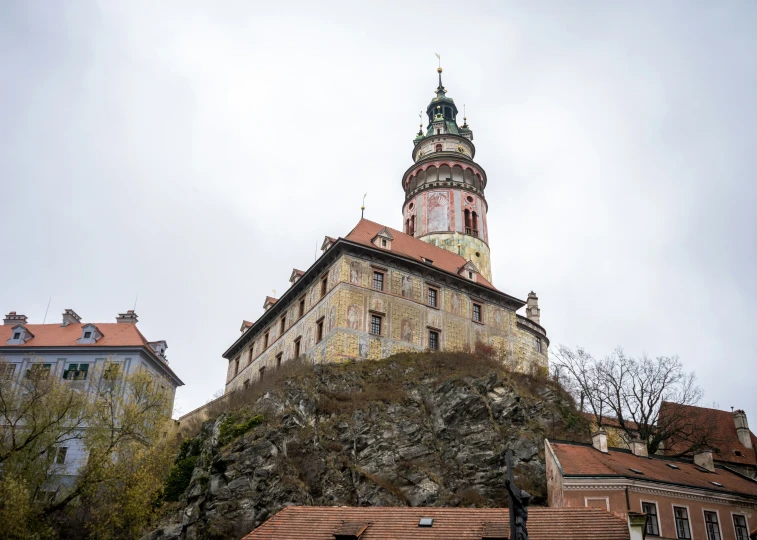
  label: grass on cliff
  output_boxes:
[182,346,587,443]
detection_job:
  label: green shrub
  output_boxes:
[218,413,264,446]
[163,455,199,502]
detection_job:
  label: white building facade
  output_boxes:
[0,309,183,484]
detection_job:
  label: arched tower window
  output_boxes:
[472,212,479,237]
[435,144,442,152]
[405,218,411,235]
[410,215,415,236]
[464,209,471,235]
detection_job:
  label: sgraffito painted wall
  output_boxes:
[226,254,547,392]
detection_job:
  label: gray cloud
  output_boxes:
[1,1,755,421]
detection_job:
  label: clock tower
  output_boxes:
[401,67,493,282]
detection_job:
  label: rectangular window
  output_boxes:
[372,271,384,291]
[26,363,51,378]
[428,288,438,308]
[294,337,301,358]
[641,502,659,536]
[429,330,439,350]
[0,364,16,380]
[280,315,286,334]
[13,332,21,340]
[370,315,382,336]
[299,297,305,317]
[234,358,240,376]
[535,337,542,353]
[381,238,387,247]
[704,511,721,540]
[473,303,482,322]
[264,331,269,349]
[259,366,266,380]
[733,515,749,540]
[54,447,68,464]
[674,507,692,539]
[316,319,324,342]
[104,362,120,380]
[275,352,282,369]
[321,276,328,297]
[63,363,89,380]
[83,331,92,339]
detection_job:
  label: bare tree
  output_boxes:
[552,346,714,455]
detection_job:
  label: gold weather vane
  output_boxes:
[272,289,276,298]
[435,52,441,68]
[361,193,367,219]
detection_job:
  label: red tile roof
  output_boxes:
[343,219,500,291]
[243,506,630,540]
[0,323,150,348]
[659,402,757,466]
[549,441,757,497]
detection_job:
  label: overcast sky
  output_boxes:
[2,1,755,423]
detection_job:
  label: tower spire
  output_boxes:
[435,53,443,91]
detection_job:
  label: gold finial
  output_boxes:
[437,67,443,73]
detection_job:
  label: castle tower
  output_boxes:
[401,67,493,282]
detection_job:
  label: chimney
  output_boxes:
[629,435,649,458]
[3,312,28,325]
[592,428,608,453]
[734,410,752,449]
[694,449,715,472]
[61,309,82,327]
[116,310,139,324]
[526,291,541,325]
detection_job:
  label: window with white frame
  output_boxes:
[63,363,89,380]
[704,511,721,540]
[733,515,749,540]
[54,446,68,464]
[641,502,659,536]
[674,506,692,539]
[0,363,16,380]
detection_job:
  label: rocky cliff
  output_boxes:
[147,351,589,540]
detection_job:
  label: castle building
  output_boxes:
[222,68,549,392]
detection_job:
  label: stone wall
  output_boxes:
[226,254,547,392]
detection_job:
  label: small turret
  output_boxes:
[526,292,541,325]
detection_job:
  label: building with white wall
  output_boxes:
[0,308,183,484]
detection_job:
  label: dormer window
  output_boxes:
[7,325,33,345]
[372,228,393,250]
[77,324,101,344]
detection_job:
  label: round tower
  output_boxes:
[401,67,492,282]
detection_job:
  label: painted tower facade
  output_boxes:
[402,68,492,282]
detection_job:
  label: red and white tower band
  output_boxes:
[402,66,493,282]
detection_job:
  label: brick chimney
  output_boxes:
[526,291,541,325]
[3,312,27,325]
[629,435,649,458]
[592,428,608,453]
[116,310,139,324]
[694,449,715,472]
[61,309,82,327]
[734,410,752,449]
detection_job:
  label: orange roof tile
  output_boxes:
[659,402,757,467]
[343,219,500,292]
[550,441,757,497]
[0,323,150,348]
[243,506,630,540]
